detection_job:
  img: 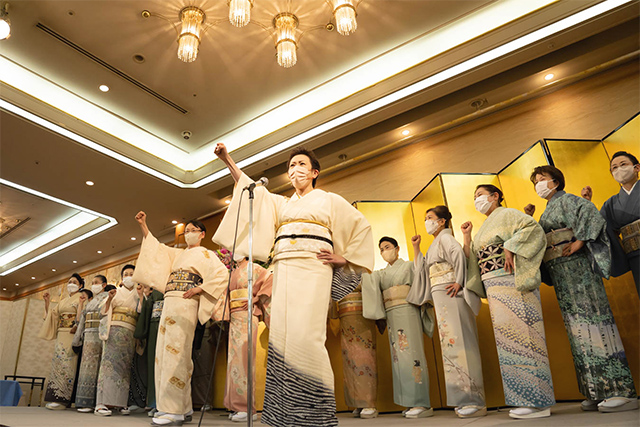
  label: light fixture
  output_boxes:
[274,13,299,68]
[0,3,10,41]
[15,283,18,286]
[98,84,109,92]
[544,73,555,81]
[178,6,205,63]
[332,0,357,36]
[401,129,410,136]
[51,269,56,272]
[131,237,136,240]
[229,0,253,28]
[2,288,6,291]
[172,220,178,224]
[97,250,102,254]
[31,276,35,279]
[72,260,77,263]
[224,199,231,205]
[85,180,94,186]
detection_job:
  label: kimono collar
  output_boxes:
[621,181,638,196]
[290,188,320,201]
[548,190,566,203]
[434,228,453,241]
[387,258,406,268]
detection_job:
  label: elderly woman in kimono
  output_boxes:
[527,165,637,413]
[133,213,228,426]
[94,265,139,416]
[409,205,486,418]
[39,273,83,410]
[213,142,374,427]
[73,275,109,412]
[582,151,640,296]
[362,237,433,419]
[461,184,555,419]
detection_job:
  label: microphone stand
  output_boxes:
[246,186,255,427]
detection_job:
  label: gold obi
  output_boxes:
[429,262,456,286]
[85,312,101,329]
[338,291,363,317]
[543,228,575,263]
[382,285,410,310]
[151,300,164,320]
[230,289,249,310]
[621,220,640,254]
[165,270,202,292]
[274,221,333,255]
[112,307,138,327]
[58,313,76,329]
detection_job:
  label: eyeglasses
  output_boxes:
[181,228,202,235]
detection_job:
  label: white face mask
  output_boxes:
[91,284,104,295]
[184,231,201,247]
[288,165,313,188]
[425,219,440,235]
[67,283,79,294]
[612,165,636,184]
[535,180,556,199]
[381,248,397,264]
[474,194,493,215]
[122,276,135,289]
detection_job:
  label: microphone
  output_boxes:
[243,177,269,191]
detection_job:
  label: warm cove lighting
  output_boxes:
[0,0,632,188]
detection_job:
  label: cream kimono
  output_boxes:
[133,233,228,416]
[214,172,374,427]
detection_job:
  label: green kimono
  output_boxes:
[134,289,164,408]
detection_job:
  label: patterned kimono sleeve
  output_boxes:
[361,270,386,320]
[72,308,87,347]
[132,232,182,293]
[198,253,232,325]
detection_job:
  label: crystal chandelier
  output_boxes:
[177,6,205,63]
[332,0,357,36]
[273,13,299,69]
[228,0,253,28]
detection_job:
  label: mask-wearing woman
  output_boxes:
[39,273,83,410]
[94,265,139,416]
[213,143,374,427]
[73,275,108,412]
[408,205,486,418]
[362,237,433,419]
[528,165,637,413]
[461,185,555,419]
[133,213,228,426]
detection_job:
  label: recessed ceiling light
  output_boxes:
[172,220,178,224]
[51,269,56,272]
[72,260,77,263]
[401,129,410,136]
[224,199,231,205]
[31,276,35,279]
[131,237,136,240]
[544,73,555,81]
[15,283,19,286]
[2,288,6,291]
[97,250,102,254]
[99,84,110,92]
[85,180,94,186]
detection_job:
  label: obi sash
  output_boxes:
[112,307,138,327]
[165,270,202,292]
[428,262,456,286]
[337,291,363,317]
[230,289,249,311]
[478,243,507,280]
[382,284,410,310]
[621,219,640,254]
[274,221,333,255]
[151,300,164,320]
[543,228,576,262]
[85,312,101,329]
[58,313,76,329]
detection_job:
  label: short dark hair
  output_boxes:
[530,165,565,191]
[379,236,398,248]
[288,147,321,188]
[475,184,504,206]
[70,273,84,286]
[426,205,452,228]
[611,151,639,165]
[120,264,135,278]
[104,284,117,293]
[80,289,93,299]
[95,274,107,284]
[185,220,207,234]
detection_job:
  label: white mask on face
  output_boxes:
[122,276,135,289]
[612,165,636,184]
[474,194,493,215]
[184,232,201,247]
[381,248,397,264]
[67,283,79,294]
[289,165,313,188]
[425,219,440,235]
[91,284,104,295]
[535,180,556,199]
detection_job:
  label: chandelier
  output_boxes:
[141,0,361,67]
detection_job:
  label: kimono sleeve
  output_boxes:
[212,172,284,262]
[465,242,487,299]
[601,198,631,277]
[197,252,230,325]
[132,232,182,293]
[441,233,466,287]
[134,296,152,340]
[38,300,60,340]
[330,194,374,274]
[254,264,273,319]
[361,271,386,320]
[406,251,432,306]
[72,308,87,347]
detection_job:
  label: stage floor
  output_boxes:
[0,402,638,426]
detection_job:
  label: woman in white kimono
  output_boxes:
[213,143,374,427]
[39,273,83,410]
[362,237,433,419]
[462,184,555,420]
[408,205,486,418]
[133,213,228,427]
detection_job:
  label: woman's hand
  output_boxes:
[411,234,421,248]
[135,211,146,224]
[136,284,144,300]
[562,240,584,257]
[183,287,204,299]
[504,249,515,274]
[43,292,50,303]
[581,186,593,202]
[524,204,536,216]
[445,283,462,298]
[70,325,78,334]
[316,249,347,268]
[460,221,473,235]
[214,142,229,160]
[107,289,117,300]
